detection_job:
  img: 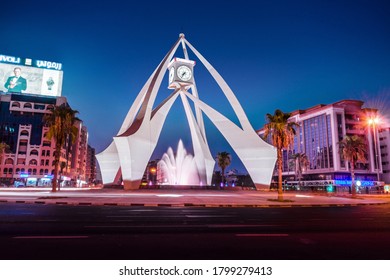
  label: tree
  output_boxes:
[58,161,67,190]
[0,142,10,164]
[338,135,367,197]
[216,152,231,186]
[291,153,309,187]
[44,104,79,192]
[264,109,298,201]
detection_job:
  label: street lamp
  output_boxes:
[368,117,380,181]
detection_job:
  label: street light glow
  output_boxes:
[367,117,380,125]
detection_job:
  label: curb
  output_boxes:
[0,199,388,208]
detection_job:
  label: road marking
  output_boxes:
[106,215,136,218]
[208,224,278,228]
[235,233,289,237]
[13,236,89,239]
[123,209,156,212]
[186,215,236,218]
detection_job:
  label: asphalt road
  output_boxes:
[1,203,390,260]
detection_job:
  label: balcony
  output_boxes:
[346,128,365,135]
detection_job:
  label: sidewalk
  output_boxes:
[1,187,390,207]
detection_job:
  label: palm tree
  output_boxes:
[291,152,309,187]
[216,152,231,186]
[338,135,367,197]
[264,109,298,201]
[58,161,67,191]
[0,142,10,164]
[44,104,79,192]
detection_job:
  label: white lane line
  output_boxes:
[235,233,289,237]
[106,216,136,218]
[122,209,157,212]
[13,236,89,239]
[208,224,278,228]
[185,215,236,218]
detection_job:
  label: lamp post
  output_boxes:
[368,117,380,182]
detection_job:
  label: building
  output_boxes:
[258,100,383,192]
[0,93,88,187]
[379,127,390,183]
[85,144,97,184]
[0,54,88,187]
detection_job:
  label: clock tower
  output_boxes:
[167,57,195,89]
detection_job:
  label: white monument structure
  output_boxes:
[96,34,276,190]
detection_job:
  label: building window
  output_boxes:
[30,149,39,156]
[20,130,29,137]
[5,158,13,165]
[303,114,333,170]
[29,159,38,166]
[336,113,345,168]
[23,103,32,109]
[34,104,45,110]
[43,141,51,147]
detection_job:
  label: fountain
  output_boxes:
[157,140,200,185]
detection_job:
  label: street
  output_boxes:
[1,202,390,260]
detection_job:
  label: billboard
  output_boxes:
[0,54,63,97]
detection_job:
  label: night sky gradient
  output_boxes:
[1,0,389,173]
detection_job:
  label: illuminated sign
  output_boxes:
[0,55,21,64]
[334,180,374,187]
[35,60,62,71]
[0,54,63,97]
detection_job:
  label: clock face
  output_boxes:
[169,67,175,83]
[177,65,192,81]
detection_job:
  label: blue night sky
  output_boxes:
[1,0,390,173]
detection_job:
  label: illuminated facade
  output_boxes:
[86,145,97,184]
[379,127,390,183]
[258,100,382,189]
[0,93,88,187]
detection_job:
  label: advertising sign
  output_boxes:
[0,54,63,97]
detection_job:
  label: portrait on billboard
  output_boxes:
[3,67,27,93]
[0,63,62,97]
